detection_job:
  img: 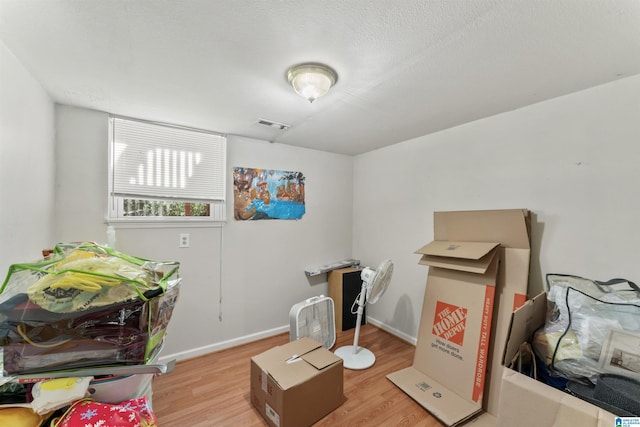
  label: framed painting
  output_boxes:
[233,167,306,220]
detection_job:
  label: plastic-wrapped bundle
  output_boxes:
[533,274,640,382]
[0,242,180,375]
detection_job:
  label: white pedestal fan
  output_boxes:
[334,259,393,370]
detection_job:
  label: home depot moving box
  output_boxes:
[388,209,531,426]
[388,240,500,425]
[498,293,617,426]
[250,337,345,427]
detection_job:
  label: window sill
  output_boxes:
[105,218,226,229]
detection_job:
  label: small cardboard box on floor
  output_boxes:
[387,209,531,426]
[250,337,345,427]
[497,292,617,427]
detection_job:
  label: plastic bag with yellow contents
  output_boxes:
[0,243,181,375]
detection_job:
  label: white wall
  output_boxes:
[5,40,639,360]
[54,105,354,360]
[0,40,55,277]
[354,74,640,341]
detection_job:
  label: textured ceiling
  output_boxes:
[1,0,639,155]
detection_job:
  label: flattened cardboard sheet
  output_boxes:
[416,241,501,260]
[501,292,547,366]
[433,209,530,250]
[416,241,500,274]
[387,367,482,426]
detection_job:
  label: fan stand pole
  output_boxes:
[351,282,366,354]
[334,282,376,370]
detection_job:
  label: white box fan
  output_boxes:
[289,295,336,349]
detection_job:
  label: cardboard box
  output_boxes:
[388,209,531,426]
[432,209,531,417]
[388,240,500,425]
[498,292,617,426]
[250,337,345,427]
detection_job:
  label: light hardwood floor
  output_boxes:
[153,324,445,426]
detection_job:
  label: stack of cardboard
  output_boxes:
[388,209,531,426]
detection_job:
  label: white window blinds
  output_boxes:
[110,117,226,202]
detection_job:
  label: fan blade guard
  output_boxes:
[289,295,336,349]
[366,260,393,304]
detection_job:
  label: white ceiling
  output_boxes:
[1,1,639,155]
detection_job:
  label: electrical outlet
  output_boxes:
[179,233,190,248]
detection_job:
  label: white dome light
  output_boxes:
[287,63,338,103]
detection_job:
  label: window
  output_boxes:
[108,116,227,223]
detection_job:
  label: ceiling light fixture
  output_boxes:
[287,63,338,103]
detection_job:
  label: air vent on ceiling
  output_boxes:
[257,118,290,130]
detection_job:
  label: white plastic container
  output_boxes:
[88,353,160,404]
[89,373,154,404]
[289,295,336,349]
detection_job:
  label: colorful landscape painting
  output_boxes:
[233,167,306,220]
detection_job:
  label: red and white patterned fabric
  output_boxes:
[51,397,157,427]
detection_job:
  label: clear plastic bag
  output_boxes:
[533,274,640,382]
[0,242,181,375]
